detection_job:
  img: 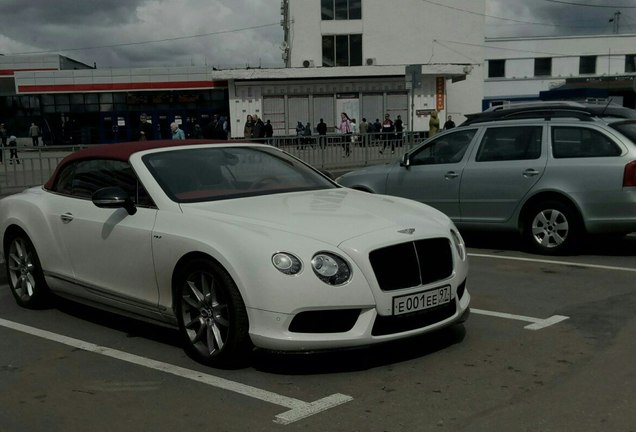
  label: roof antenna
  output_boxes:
[600,96,614,117]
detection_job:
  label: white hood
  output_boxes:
[180,188,450,246]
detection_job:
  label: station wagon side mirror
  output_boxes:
[92,186,137,215]
[400,153,410,169]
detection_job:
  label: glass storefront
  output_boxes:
[0,88,228,145]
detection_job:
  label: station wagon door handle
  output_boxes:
[60,213,74,223]
[523,169,540,177]
[444,171,459,179]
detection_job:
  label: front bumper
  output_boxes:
[247,281,470,351]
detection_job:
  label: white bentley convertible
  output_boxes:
[0,140,470,367]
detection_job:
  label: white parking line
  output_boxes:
[0,318,352,425]
[466,252,635,329]
[471,308,569,330]
[468,253,636,273]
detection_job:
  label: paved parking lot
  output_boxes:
[1,234,635,431]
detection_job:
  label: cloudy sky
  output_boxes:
[0,0,634,69]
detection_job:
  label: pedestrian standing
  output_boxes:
[244,115,255,139]
[316,118,327,149]
[29,122,40,146]
[444,115,456,130]
[394,115,404,147]
[8,135,20,164]
[429,111,440,137]
[0,123,7,164]
[338,112,353,157]
[170,122,185,140]
[359,118,369,147]
[264,120,274,144]
[380,113,394,154]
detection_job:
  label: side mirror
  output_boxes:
[92,186,137,215]
[400,153,410,169]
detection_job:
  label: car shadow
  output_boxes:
[462,230,636,257]
[251,324,466,375]
[53,297,182,348]
[50,297,467,374]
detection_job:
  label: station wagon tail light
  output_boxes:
[272,252,302,275]
[624,161,636,187]
[450,229,466,261]
[311,252,352,286]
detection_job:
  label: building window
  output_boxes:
[579,56,596,75]
[322,34,362,67]
[321,0,361,20]
[488,60,505,78]
[626,54,636,73]
[534,58,552,77]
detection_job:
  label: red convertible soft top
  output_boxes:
[43,139,230,190]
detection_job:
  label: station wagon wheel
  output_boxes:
[5,232,50,308]
[176,258,252,368]
[524,200,581,255]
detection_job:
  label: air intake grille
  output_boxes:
[369,238,453,291]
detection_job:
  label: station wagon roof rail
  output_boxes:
[463,103,636,126]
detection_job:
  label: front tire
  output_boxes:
[175,258,252,368]
[5,232,50,308]
[523,200,582,255]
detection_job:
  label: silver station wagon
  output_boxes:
[337,102,636,255]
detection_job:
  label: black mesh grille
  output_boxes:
[369,238,453,291]
[372,300,457,336]
[288,309,361,333]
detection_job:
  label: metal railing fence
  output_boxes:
[0,131,426,196]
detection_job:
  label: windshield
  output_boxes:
[143,146,336,203]
[610,121,636,144]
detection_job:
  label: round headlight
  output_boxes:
[450,229,466,261]
[272,252,302,275]
[311,252,351,285]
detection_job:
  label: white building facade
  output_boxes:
[484,34,636,110]
[230,0,485,136]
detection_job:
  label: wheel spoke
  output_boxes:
[26,273,36,295]
[14,241,24,259]
[186,280,205,304]
[213,304,229,327]
[210,322,224,352]
[549,210,560,224]
[187,317,207,344]
[9,253,21,266]
[554,221,569,231]
[182,295,200,310]
[536,212,549,226]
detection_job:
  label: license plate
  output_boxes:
[392,286,451,315]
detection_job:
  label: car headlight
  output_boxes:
[272,252,302,275]
[311,252,351,285]
[450,229,466,261]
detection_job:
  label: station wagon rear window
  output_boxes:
[552,127,622,158]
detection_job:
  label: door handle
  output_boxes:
[60,213,73,223]
[445,171,459,179]
[523,169,540,177]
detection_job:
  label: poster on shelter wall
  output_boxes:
[336,94,360,128]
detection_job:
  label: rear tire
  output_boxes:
[523,200,582,255]
[5,232,51,308]
[175,258,252,368]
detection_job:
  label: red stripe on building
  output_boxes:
[0,68,59,76]
[17,80,228,93]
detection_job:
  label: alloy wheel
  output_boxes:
[531,208,569,249]
[7,237,37,302]
[180,271,230,358]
